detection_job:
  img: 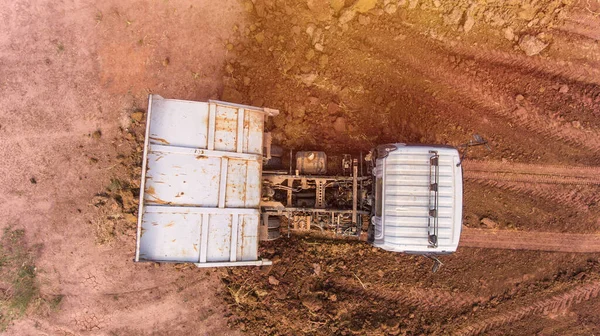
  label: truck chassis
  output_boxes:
[259,149,373,241]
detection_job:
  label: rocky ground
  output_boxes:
[1,0,599,335]
[216,0,600,335]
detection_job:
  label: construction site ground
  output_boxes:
[1,0,599,335]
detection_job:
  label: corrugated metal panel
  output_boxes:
[374,145,462,254]
[138,207,260,263]
[147,98,268,154]
[143,145,262,208]
[135,95,277,267]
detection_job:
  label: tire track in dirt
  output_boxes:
[463,160,600,176]
[377,14,600,156]
[445,44,600,87]
[332,32,600,159]
[462,160,600,185]
[328,278,482,311]
[558,9,600,42]
[392,41,600,153]
[381,12,600,87]
[469,179,597,211]
[465,172,600,185]
[456,281,600,336]
[438,71,600,153]
[463,160,600,210]
[461,228,600,253]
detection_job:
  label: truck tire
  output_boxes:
[265,216,282,240]
[270,144,284,158]
[264,157,283,170]
[267,228,281,240]
[268,217,281,229]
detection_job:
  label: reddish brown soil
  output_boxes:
[461,228,600,253]
[218,0,600,335]
[2,0,600,335]
[223,234,600,335]
[1,0,244,334]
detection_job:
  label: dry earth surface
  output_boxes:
[1,0,246,334]
[1,0,600,335]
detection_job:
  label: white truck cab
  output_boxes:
[371,144,463,254]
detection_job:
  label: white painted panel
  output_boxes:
[246,111,264,155]
[144,151,221,207]
[206,214,232,262]
[226,159,247,208]
[148,98,209,148]
[144,147,262,208]
[138,207,260,264]
[136,95,279,267]
[245,160,262,208]
[214,106,238,152]
[139,212,201,262]
[237,215,259,261]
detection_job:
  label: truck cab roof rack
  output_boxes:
[428,150,439,248]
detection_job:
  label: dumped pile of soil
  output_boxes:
[89,111,146,245]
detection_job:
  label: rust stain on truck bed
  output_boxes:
[145,186,156,195]
[145,190,171,205]
[149,136,170,145]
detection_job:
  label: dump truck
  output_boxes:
[135,95,463,268]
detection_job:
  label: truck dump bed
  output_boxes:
[135,95,277,267]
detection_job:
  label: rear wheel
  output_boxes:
[264,156,283,170]
[266,216,281,240]
[270,144,284,158]
[367,219,374,243]
[264,144,284,170]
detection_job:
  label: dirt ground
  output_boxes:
[1,0,245,334]
[1,0,600,335]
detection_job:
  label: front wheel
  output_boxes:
[266,216,281,240]
[264,156,283,170]
[367,219,374,243]
[270,144,284,158]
